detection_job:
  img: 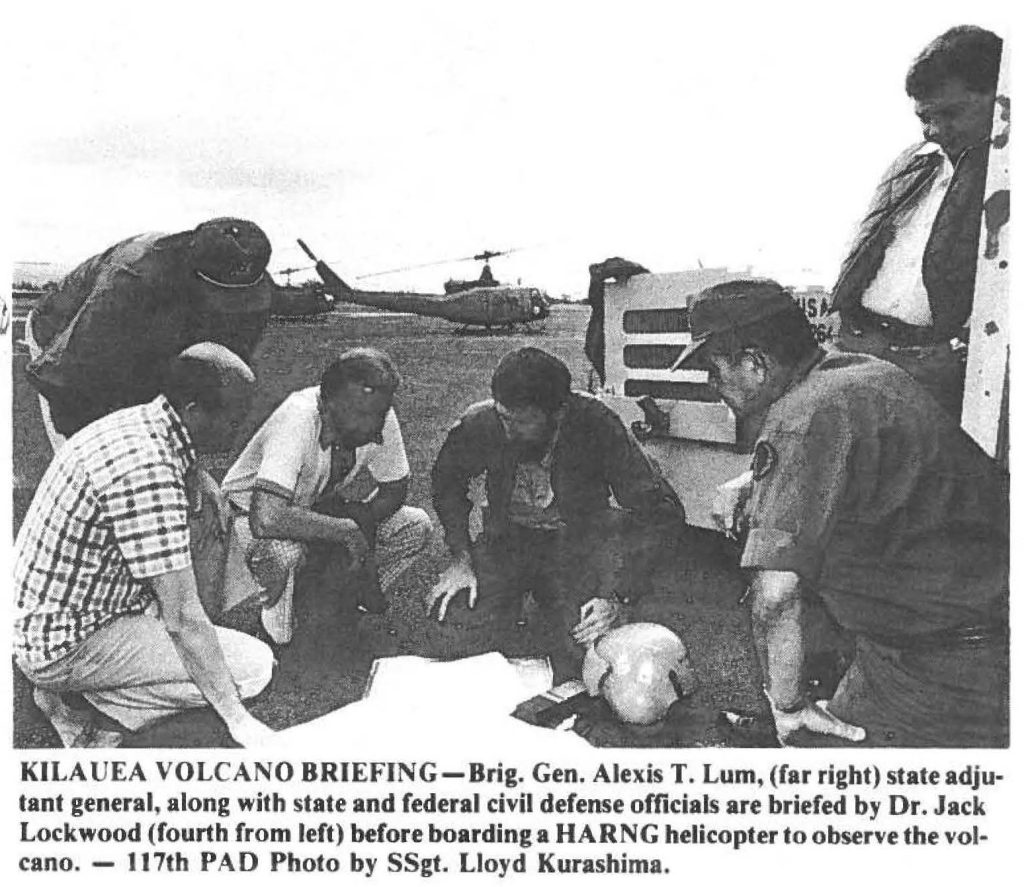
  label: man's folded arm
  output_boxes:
[249,487,363,548]
[316,477,410,542]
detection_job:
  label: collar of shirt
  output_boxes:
[915,142,955,184]
[540,419,562,468]
[315,397,336,450]
[155,395,197,471]
[779,348,828,403]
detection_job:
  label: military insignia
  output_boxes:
[751,441,777,481]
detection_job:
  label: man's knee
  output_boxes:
[380,507,434,554]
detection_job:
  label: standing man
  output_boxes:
[14,344,275,748]
[830,26,1004,416]
[25,217,274,447]
[674,280,1008,747]
[219,348,433,645]
[429,347,686,679]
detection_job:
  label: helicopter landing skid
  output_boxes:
[453,323,547,336]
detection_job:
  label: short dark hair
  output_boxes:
[321,348,401,400]
[164,342,254,411]
[703,303,818,370]
[905,26,1002,98]
[491,347,572,414]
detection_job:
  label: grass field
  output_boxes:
[11,305,781,748]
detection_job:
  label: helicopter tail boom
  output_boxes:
[297,239,353,294]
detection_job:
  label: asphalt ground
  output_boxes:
[11,305,800,748]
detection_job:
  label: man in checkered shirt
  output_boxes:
[220,348,433,645]
[14,343,275,748]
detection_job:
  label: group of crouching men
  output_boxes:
[14,313,1008,750]
[14,325,691,747]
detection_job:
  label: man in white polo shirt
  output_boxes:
[220,348,433,644]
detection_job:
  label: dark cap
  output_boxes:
[671,278,799,370]
[191,218,272,287]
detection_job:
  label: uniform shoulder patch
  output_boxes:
[751,440,777,481]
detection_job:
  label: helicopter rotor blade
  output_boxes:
[355,246,524,280]
[277,242,536,281]
[472,248,519,262]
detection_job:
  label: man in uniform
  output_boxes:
[25,217,274,447]
[219,348,433,644]
[14,344,275,748]
[830,26,1004,416]
[429,347,686,679]
[674,280,1008,747]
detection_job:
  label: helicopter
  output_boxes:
[295,240,550,330]
[270,269,336,320]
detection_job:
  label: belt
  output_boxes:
[847,309,946,347]
[869,623,1006,653]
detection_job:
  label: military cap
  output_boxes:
[191,218,272,287]
[671,278,801,370]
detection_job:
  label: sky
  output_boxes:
[5,0,1014,298]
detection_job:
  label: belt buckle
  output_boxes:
[889,342,924,356]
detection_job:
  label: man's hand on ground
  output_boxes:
[227,713,275,748]
[767,694,866,747]
[426,555,478,622]
[571,597,624,646]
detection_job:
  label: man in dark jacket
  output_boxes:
[429,347,685,678]
[25,218,273,446]
[830,26,1004,416]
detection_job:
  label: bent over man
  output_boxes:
[220,348,433,644]
[675,280,1008,747]
[14,344,275,748]
[25,218,274,447]
[430,347,685,679]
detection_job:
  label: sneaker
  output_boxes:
[33,687,123,748]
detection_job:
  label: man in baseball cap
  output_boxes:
[26,218,274,448]
[678,278,1008,748]
[670,279,805,373]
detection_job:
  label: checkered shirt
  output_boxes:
[14,396,196,664]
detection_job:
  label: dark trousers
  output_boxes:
[825,634,1009,748]
[436,510,676,681]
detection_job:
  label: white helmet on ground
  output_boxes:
[582,623,697,725]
